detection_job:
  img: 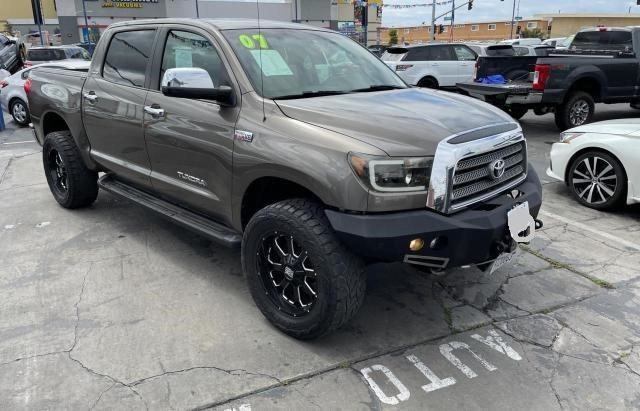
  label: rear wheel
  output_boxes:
[418,77,439,89]
[9,99,30,126]
[43,131,98,209]
[242,199,366,339]
[555,91,595,131]
[567,151,626,210]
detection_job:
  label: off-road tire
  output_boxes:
[555,91,595,131]
[43,131,98,209]
[242,199,366,339]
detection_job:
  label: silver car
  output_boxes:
[0,61,90,126]
[25,46,91,67]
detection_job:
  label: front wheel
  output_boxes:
[242,199,366,339]
[507,105,528,120]
[555,91,595,131]
[567,151,626,210]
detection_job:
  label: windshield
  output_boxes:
[222,29,406,99]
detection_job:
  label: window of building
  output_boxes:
[160,30,229,90]
[527,22,537,29]
[103,30,156,88]
[454,24,465,28]
[471,25,479,31]
[404,28,410,34]
[488,24,497,31]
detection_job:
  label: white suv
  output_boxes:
[382,44,477,89]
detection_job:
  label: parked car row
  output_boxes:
[0,44,93,124]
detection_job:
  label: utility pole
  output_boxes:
[431,0,436,41]
[81,0,90,44]
[510,0,516,39]
[450,0,455,42]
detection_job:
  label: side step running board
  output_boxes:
[98,174,242,248]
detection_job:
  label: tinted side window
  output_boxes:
[404,47,430,61]
[103,30,155,88]
[0,35,7,45]
[432,46,456,61]
[160,30,229,89]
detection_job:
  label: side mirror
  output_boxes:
[161,67,235,106]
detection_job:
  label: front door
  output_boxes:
[143,28,240,224]
[82,28,157,189]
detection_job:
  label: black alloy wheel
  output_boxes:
[257,232,318,317]
[47,149,68,197]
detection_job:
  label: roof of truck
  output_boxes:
[109,18,328,32]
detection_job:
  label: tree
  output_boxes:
[520,28,543,39]
[388,28,398,45]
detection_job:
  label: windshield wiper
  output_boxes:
[273,90,350,100]
[350,85,406,92]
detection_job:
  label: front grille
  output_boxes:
[450,141,527,208]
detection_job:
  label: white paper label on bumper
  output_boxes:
[507,201,536,243]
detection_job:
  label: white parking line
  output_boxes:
[539,210,640,252]
[2,141,35,145]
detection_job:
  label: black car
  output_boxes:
[0,34,26,73]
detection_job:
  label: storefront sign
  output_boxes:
[102,0,158,9]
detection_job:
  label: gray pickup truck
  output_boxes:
[28,18,542,339]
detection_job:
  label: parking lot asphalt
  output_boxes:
[1,105,640,410]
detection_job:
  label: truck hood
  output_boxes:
[275,88,517,156]
[568,118,640,136]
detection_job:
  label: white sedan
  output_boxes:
[547,119,640,210]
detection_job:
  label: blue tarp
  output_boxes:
[476,75,507,85]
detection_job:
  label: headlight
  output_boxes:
[559,132,584,143]
[349,153,433,193]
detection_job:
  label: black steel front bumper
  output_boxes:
[325,169,542,270]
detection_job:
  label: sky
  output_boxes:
[381,0,640,27]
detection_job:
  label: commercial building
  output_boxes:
[53,0,382,45]
[380,12,640,46]
[1,0,59,38]
[535,13,640,38]
[380,17,550,45]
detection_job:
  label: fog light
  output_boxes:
[409,238,424,251]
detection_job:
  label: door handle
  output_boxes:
[144,105,165,118]
[83,92,97,102]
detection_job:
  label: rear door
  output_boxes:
[452,45,477,83]
[142,27,240,223]
[82,28,158,189]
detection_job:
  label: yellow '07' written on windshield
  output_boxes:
[239,34,269,49]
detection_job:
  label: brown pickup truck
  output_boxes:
[28,18,542,339]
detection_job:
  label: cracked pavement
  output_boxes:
[2,107,640,410]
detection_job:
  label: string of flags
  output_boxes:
[333,0,453,7]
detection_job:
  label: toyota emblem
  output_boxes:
[489,159,506,180]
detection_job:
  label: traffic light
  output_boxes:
[468,0,474,10]
[438,24,445,34]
